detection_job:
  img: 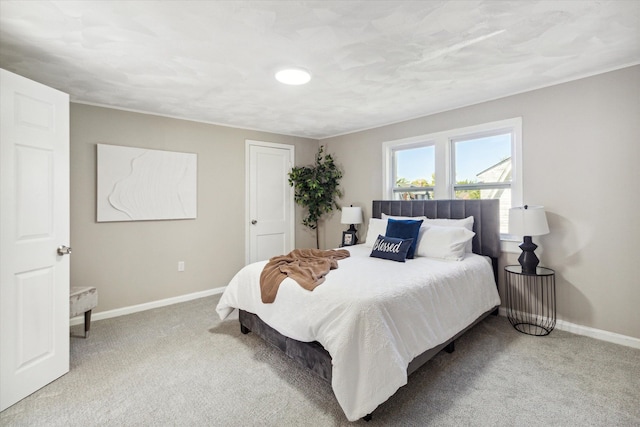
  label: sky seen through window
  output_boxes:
[396,134,511,184]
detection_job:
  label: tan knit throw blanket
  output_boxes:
[260,248,350,303]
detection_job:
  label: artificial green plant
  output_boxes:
[288,146,343,249]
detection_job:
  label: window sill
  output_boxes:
[500,238,521,254]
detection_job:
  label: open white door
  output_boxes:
[246,140,295,264]
[0,69,70,411]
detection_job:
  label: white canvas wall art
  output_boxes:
[97,144,197,222]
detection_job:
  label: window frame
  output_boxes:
[390,141,436,200]
[382,117,523,240]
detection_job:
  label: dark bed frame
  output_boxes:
[239,199,501,419]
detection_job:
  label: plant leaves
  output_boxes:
[288,145,343,235]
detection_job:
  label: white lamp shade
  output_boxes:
[509,205,549,236]
[341,206,363,225]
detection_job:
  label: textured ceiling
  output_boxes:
[1,1,638,139]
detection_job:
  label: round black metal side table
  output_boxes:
[504,265,556,336]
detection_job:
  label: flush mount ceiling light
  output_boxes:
[275,68,311,85]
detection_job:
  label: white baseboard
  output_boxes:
[497,307,640,349]
[70,287,226,326]
[554,319,640,349]
[72,292,639,350]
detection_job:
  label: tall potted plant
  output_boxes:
[288,146,343,249]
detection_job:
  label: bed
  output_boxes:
[216,199,501,421]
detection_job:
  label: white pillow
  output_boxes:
[363,218,388,247]
[415,226,475,261]
[423,216,474,252]
[381,213,428,222]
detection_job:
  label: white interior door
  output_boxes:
[246,140,295,264]
[0,69,70,411]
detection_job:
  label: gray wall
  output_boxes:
[70,104,318,312]
[71,65,639,340]
[321,65,640,339]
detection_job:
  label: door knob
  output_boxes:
[251,220,257,225]
[57,245,72,256]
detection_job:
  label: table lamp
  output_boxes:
[341,205,363,244]
[509,205,549,274]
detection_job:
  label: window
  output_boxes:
[452,132,513,234]
[391,144,435,200]
[383,118,522,236]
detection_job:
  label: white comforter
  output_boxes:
[216,245,500,421]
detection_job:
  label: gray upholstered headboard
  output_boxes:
[372,199,501,259]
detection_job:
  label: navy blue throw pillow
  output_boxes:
[370,235,413,262]
[385,218,423,259]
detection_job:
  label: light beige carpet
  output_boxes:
[1,294,638,426]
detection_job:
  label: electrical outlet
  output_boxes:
[178,261,185,272]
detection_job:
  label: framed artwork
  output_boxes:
[341,230,357,246]
[97,144,197,222]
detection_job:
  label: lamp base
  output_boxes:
[518,236,539,274]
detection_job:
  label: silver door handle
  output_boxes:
[251,220,257,225]
[57,245,72,256]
